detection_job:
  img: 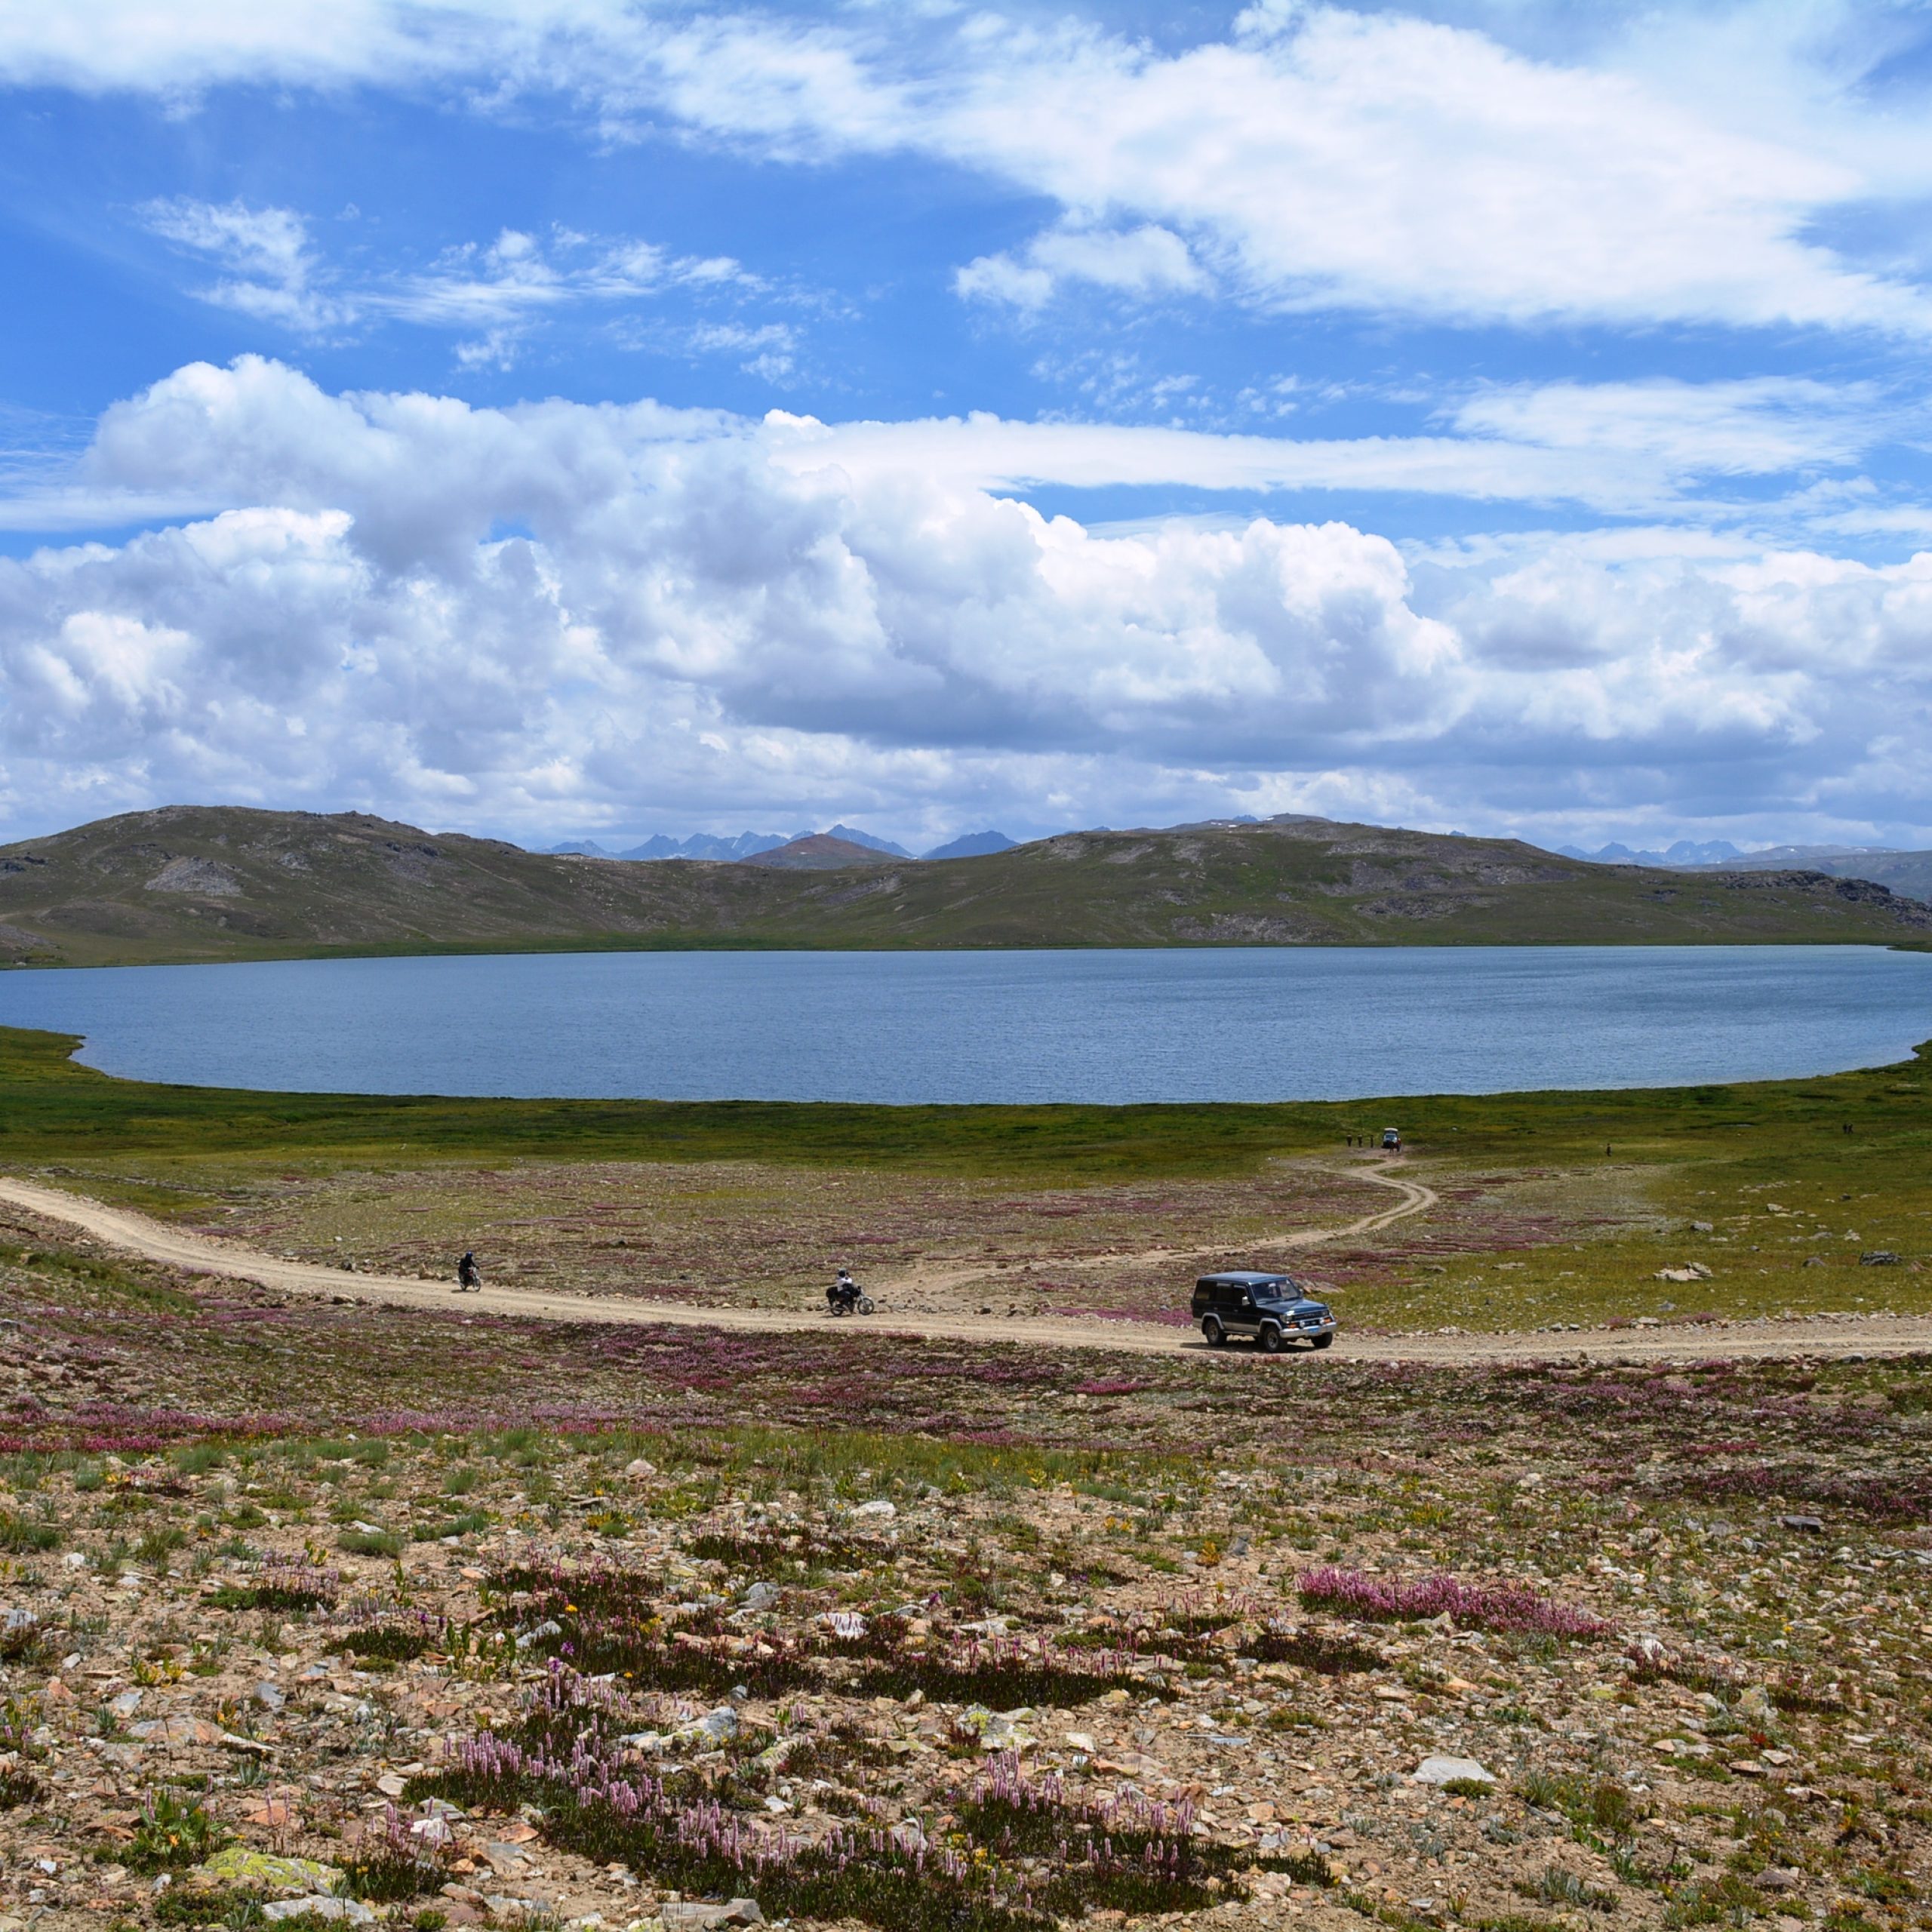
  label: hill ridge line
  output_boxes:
[2,804,1929,967]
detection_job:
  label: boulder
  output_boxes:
[263,1900,374,1925]
[660,1903,763,1930]
[200,1847,345,1894]
[1412,1755,1494,1788]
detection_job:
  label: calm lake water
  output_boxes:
[0,946,1928,1104]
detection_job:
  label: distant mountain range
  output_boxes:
[1558,838,1750,866]
[1559,837,1903,867]
[0,805,1925,969]
[1556,838,1932,903]
[551,831,801,862]
[548,826,1017,863]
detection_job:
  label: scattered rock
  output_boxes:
[201,1847,345,1894]
[131,1715,220,1746]
[687,1707,740,1745]
[851,1500,897,1519]
[1778,1515,1826,1534]
[1860,1251,1901,1266]
[146,855,243,897]
[1412,1755,1494,1787]
[659,1903,762,1930]
[953,1703,1036,1752]
[263,1898,374,1924]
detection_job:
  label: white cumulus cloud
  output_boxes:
[0,358,1927,845]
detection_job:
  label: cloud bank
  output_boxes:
[2,358,1928,848]
[10,3,1932,337]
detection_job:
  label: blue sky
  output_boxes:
[3,1,1932,854]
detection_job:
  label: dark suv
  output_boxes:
[1191,1272,1336,1352]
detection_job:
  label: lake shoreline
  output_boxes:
[4,943,1930,1107]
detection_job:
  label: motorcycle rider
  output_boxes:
[457,1251,481,1293]
[827,1268,860,1315]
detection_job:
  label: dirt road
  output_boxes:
[3,1174,1928,1367]
[882,1161,1438,1298]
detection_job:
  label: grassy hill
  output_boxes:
[0,804,1926,968]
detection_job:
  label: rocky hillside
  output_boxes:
[0,805,1926,966]
[0,808,786,967]
[1688,845,1932,905]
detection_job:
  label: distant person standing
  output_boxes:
[457,1251,481,1293]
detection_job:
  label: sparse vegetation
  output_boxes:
[0,1023,1925,1926]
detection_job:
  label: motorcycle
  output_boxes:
[828,1279,875,1317]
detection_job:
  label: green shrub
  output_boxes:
[1258,1848,1334,1887]
[337,1529,406,1558]
[137,1526,189,1565]
[345,1625,432,1663]
[414,1511,489,1543]
[129,1789,227,1872]
[0,1515,58,1553]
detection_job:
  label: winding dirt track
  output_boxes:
[2,1173,1929,1367]
[882,1162,1439,1297]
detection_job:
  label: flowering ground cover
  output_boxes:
[0,1208,1925,1932]
[0,1024,1930,1927]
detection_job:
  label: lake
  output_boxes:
[0,945,1927,1105]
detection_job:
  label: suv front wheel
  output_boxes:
[1257,1322,1286,1353]
[1201,1315,1227,1346]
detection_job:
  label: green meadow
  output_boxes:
[2,1021,1928,1332]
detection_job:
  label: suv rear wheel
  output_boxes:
[1201,1315,1226,1346]
[1258,1322,1286,1353]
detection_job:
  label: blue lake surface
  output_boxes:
[0,946,1928,1104]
